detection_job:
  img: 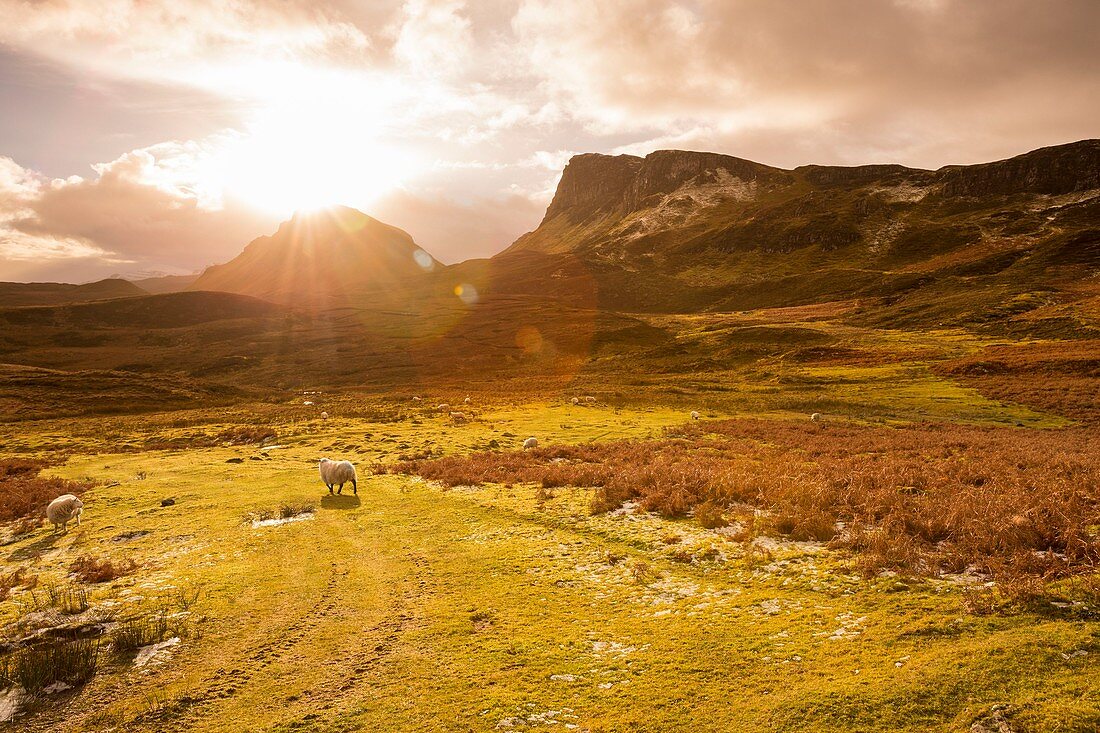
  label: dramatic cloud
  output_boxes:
[0,0,1097,281]
[512,0,1100,164]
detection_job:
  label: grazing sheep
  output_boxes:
[412,396,421,402]
[46,494,83,533]
[320,411,329,420]
[463,397,471,404]
[584,396,596,403]
[810,412,823,423]
[450,412,467,423]
[303,400,314,406]
[690,411,700,420]
[523,437,538,450]
[318,458,357,495]
[436,403,451,412]
[570,397,580,405]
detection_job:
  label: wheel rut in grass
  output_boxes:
[283,550,433,724]
[141,561,346,729]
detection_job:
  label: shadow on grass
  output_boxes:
[7,531,62,561]
[320,494,361,510]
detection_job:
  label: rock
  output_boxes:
[225,458,244,464]
[112,530,150,543]
[160,498,176,507]
[133,637,180,668]
[0,686,24,721]
[971,707,1015,733]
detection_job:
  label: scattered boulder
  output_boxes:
[160,498,176,507]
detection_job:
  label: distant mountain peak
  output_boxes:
[190,207,440,303]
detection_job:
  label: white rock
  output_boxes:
[133,637,181,668]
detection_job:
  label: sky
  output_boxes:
[0,0,1097,283]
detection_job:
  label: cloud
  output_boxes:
[1,0,1099,282]
[0,156,120,280]
[511,0,1100,166]
[0,149,278,281]
[392,0,474,77]
[0,0,375,97]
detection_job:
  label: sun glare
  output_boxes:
[208,72,424,216]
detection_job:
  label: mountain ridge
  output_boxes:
[188,206,441,304]
[0,278,147,308]
[498,139,1100,321]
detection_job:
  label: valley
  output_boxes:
[1,141,1099,731]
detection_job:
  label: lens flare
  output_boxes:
[454,283,478,304]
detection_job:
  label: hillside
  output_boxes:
[0,278,147,307]
[189,206,441,304]
[131,273,200,294]
[1,140,1098,421]
[501,140,1100,331]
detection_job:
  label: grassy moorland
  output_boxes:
[0,320,1098,733]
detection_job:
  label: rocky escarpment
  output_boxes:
[543,150,790,223]
[498,139,1100,319]
[933,139,1100,197]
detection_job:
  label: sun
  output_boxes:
[211,74,424,216]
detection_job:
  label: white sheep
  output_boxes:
[46,494,83,533]
[436,403,451,412]
[412,396,421,402]
[318,458,357,495]
[690,411,700,420]
[570,397,580,405]
[320,411,329,420]
[584,396,596,403]
[810,412,823,423]
[464,397,471,404]
[523,437,538,450]
[450,411,467,423]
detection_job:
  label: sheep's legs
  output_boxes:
[337,482,343,495]
[327,484,334,495]
[352,479,357,495]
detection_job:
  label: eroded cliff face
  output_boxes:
[543,150,790,223]
[500,140,1100,316]
[932,140,1100,197]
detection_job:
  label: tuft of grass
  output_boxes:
[69,555,139,584]
[247,503,315,523]
[280,503,314,519]
[694,501,729,529]
[0,638,100,693]
[31,583,89,615]
[629,560,653,584]
[110,614,181,655]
